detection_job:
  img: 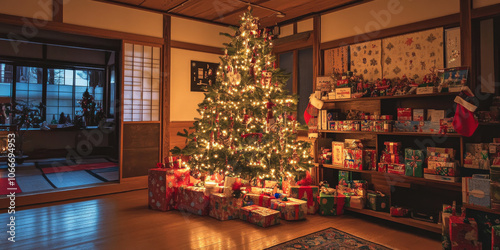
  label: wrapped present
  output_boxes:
[290,186,319,214]
[449,216,481,250]
[344,149,365,170]
[413,109,425,121]
[364,149,377,171]
[387,164,405,175]
[367,191,388,212]
[282,179,295,195]
[384,142,402,154]
[270,198,307,220]
[349,196,365,209]
[428,147,455,158]
[381,152,403,164]
[177,186,210,216]
[428,161,457,170]
[493,225,500,250]
[468,175,491,207]
[397,108,412,121]
[239,205,280,228]
[148,168,190,211]
[394,121,440,133]
[440,118,456,133]
[390,206,409,217]
[244,193,276,208]
[464,143,490,169]
[351,180,367,198]
[338,171,352,186]
[424,167,457,176]
[405,149,424,177]
[428,155,452,162]
[318,193,345,216]
[442,204,453,250]
[378,163,388,173]
[209,193,243,220]
[332,141,344,166]
[264,180,278,188]
[165,156,183,169]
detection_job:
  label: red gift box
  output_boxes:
[397,108,412,121]
[378,163,388,173]
[387,164,405,175]
[177,186,210,216]
[344,149,365,170]
[449,216,481,250]
[390,206,409,217]
[148,168,190,211]
[364,149,377,171]
[381,152,403,164]
[384,142,402,154]
[239,205,281,227]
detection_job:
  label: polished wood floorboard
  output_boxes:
[0,190,441,249]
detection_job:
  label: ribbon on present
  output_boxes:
[156,162,165,169]
[298,186,314,207]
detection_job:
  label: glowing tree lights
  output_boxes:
[171,9,313,181]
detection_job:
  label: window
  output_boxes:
[123,43,160,122]
[0,63,13,99]
[16,66,43,106]
[45,68,105,122]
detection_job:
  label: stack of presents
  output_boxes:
[149,157,325,227]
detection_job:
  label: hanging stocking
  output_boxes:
[452,88,478,137]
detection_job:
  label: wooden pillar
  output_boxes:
[162,14,171,160]
[52,0,63,23]
[313,15,321,89]
[460,0,473,88]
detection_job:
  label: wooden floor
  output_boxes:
[0,190,441,249]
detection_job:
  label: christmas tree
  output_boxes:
[172,9,313,181]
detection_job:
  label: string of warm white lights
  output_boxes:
[171,9,313,181]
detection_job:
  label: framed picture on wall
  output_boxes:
[191,61,219,92]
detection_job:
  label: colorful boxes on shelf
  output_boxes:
[290,186,319,214]
[348,195,366,209]
[394,121,441,133]
[378,163,388,173]
[270,198,308,220]
[440,118,456,133]
[318,193,345,216]
[364,149,377,171]
[367,191,389,212]
[177,186,210,216]
[404,148,425,178]
[209,193,243,220]
[384,142,402,154]
[387,164,405,175]
[239,205,281,228]
[381,152,403,164]
[244,193,276,208]
[449,216,481,250]
[397,108,412,121]
[148,168,190,211]
[464,143,490,169]
[360,120,392,132]
[332,141,345,166]
[338,170,352,186]
[462,174,491,208]
[343,148,365,170]
[413,109,425,121]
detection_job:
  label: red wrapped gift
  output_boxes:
[177,186,210,216]
[387,164,405,175]
[209,193,243,221]
[344,149,365,170]
[290,186,319,214]
[397,108,412,121]
[384,142,402,154]
[390,206,409,217]
[492,225,500,250]
[378,163,388,173]
[364,149,377,171]
[449,216,481,250]
[381,152,403,164]
[148,168,190,211]
[239,205,280,227]
[244,193,276,208]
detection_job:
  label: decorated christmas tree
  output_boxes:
[172,9,313,181]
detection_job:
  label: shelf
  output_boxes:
[463,203,500,215]
[318,130,462,137]
[323,92,457,103]
[344,207,442,234]
[321,164,462,191]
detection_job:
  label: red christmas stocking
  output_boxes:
[304,103,313,124]
[452,95,478,137]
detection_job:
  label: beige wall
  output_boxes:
[474,0,500,8]
[321,0,459,43]
[279,24,294,38]
[64,0,163,38]
[297,18,314,33]
[0,0,53,21]
[171,17,232,47]
[170,48,221,121]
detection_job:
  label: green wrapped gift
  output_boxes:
[367,191,389,212]
[404,148,425,160]
[290,186,319,214]
[319,193,346,216]
[338,170,352,186]
[405,160,423,177]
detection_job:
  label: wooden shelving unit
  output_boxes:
[316,92,465,234]
[344,207,442,234]
[318,130,462,137]
[322,164,462,192]
[322,92,457,103]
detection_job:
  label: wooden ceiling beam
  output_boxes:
[212,0,271,22]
